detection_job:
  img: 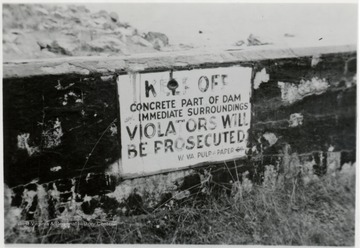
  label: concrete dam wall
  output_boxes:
[3,44,356,222]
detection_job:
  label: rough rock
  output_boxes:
[109,12,119,22]
[234,40,245,46]
[3,4,171,60]
[144,31,170,50]
[85,36,128,54]
[247,33,272,46]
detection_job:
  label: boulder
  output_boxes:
[144,31,169,50]
[144,31,169,46]
[47,37,78,56]
[247,34,272,46]
[109,12,119,22]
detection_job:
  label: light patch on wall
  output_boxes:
[106,160,121,176]
[22,189,37,212]
[36,185,49,221]
[109,123,118,136]
[101,75,113,82]
[42,118,63,148]
[278,77,329,104]
[62,94,68,106]
[49,183,60,201]
[50,166,62,172]
[55,81,74,90]
[311,54,321,67]
[83,195,92,202]
[262,132,278,147]
[289,113,304,127]
[17,133,40,156]
[253,68,269,89]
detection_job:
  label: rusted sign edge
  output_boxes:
[3,44,356,79]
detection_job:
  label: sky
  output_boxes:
[86,3,357,48]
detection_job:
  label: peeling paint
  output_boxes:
[42,118,63,149]
[62,94,68,105]
[262,132,278,147]
[49,182,61,201]
[311,54,321,67]
[68,91,77,97]
[83,195,92,202]
[17,133,40,156]
[54,81,74,90]
[278,77,329,104]
[62,91,82,105]
[101,75,113,82]
[289,113,304,127]
[109,123,118,136]
[254,68,270,89]
[85,173,92,183]
[50,166,62,172]
[22,189,37,212]
[36,185,49,221]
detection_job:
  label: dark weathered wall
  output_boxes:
[3,75,121,188]
[3,45,356,221]
[250,53,356,178]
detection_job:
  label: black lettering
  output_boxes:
[164,139,174,153]
[186,119,197,132]
[154,140,162,154]
[144,123,156,138]
[128,144,137,158]
[198,76,209,92]
[139,142,147,157]
[186,136,195,150]
[126,126,137,140]
[145,80,157,98]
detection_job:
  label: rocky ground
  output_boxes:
[3,4,173,61]
[3,4,277,61]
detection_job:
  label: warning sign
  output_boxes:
[117,66,252,175]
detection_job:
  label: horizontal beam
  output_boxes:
[3,44,356,78]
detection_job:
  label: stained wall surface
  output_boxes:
[3,45,356,219]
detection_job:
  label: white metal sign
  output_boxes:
[117,66,252,176]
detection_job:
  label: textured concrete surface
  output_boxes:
[3,44,356,221]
